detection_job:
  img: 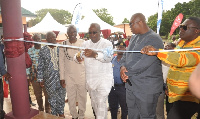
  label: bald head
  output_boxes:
[46,31,56,44]
[89,23,101,43]
[129,13,149,34]
[89,23,101,32]
[32,34,41,41]
[130,13,146,23]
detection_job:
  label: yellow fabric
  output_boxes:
[158,36,200,103]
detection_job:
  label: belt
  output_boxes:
[114,84,124,86]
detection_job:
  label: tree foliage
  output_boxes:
[28,9,72,27]
[147,0,200,37]
[122,18,129,23]
[93,8,115,26]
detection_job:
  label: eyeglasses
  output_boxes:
[179,24,199,31]
[129,21,140,26]
[89,31,98,35]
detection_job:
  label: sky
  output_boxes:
[21,0,191,25]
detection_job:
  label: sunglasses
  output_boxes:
[89,31,98,35]
[179,24,199,31]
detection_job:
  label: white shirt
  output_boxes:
[81,38,114,90]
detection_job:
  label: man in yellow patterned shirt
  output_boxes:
[141,17,200,119]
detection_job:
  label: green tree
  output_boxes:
[147,14,157,32]
[28,9,72,27]
[122,18,129,23]
[93,8,115,26]
[147,0,200,37]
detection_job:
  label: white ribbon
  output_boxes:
[3,38,200,54]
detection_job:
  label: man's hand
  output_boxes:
[84,49,97,58]
[3,73,12,81]
[76,56,84,62]
[60,80,66,88]
[141,45,158,56]
[120,66,129,82]
[39,81,44,88]
[76,51,84,63]
[165,88,169,96]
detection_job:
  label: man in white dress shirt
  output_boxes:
[76,23,113,119]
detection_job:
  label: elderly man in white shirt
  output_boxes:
[76,23,113,119]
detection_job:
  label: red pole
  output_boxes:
[0,0,39,118]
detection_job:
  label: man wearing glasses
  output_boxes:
[120,13,164,119]
[76,23,113,119]
[141,17,200,119]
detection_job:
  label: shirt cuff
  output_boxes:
[95,52,103,60]
[1,70,7,76]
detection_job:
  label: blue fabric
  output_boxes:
[112,56,123,84]
[0,47,6,76]
[109,86,128,119]
[37,46,66,115]
[26,47,40,80]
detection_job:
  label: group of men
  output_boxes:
[1,12,200,119]
[120,13,200,119]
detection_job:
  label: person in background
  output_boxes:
[109,42,128,119]
[0,43,11,118]
[141,17,200,119]
[37,31,66,117]
[59,25,87,119]
[120,13,164,119]
[23,32,36,107]
[124,36,131,47]
[27,34,51,113]
[76,23,113,119]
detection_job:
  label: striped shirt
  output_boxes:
[158,36,200,103]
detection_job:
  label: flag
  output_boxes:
[157,0,164,34]
[71,3,83,33]
[170,13,183,36]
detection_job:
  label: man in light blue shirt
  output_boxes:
[109,42,128,119]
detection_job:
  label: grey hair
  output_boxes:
[67,25,77,33]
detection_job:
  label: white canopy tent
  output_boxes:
[77,9,124,33]
[28,12,67,34]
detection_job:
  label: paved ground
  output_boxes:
[3,86,117,119]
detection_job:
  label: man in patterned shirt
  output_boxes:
[141,17,200,119]
[37,32,66,117]
[27,34,50,113]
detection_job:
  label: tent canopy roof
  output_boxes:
[28,12,67,34]
[76,9,124,34]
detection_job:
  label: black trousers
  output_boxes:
[109,84,128,119]
[167,101,199,119]
[0,78,3,110]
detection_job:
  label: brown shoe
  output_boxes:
[65,99,68,103]
[59,114,65,118]
[76,102,78,106]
